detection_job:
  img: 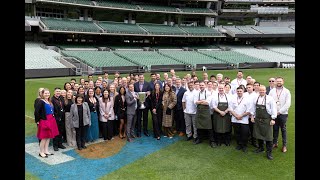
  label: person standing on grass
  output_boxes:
[109,83,119,136]
[162,83,177,139]
[268,77,291,153]
[230,71,247,95]
[51,87,66,151]
[194,81,215,148]
[125,83,139,142]
[34,87,45,144]
[174,78,187,137]
[182,82,198,142]
[85,88,100,142]
[99,89,115,141]
[35,88,59,158]
[229,87,252,153]
[150,82,164,140]
[266,77,276,95]
[114,86,128,139]
[70,94,91,150]
[251,85,277,160]
[64,90,76,147]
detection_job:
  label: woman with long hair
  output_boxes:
[99,89,115,140]
[85,88,100,142]
[114,86,127,139]
[109,84,119,136]
[64,90,76,147]
[162,83,177,138]
[34,88,59,157]
[150,82,163,140]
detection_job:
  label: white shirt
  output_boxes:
[244,91,258,100]
[251,95,277,119]
[194,89,211,106]
[210,93,233,111]
[268,86,291,114]
[182,90,197,114]
[230,95,252,124]
[230,78,247,94]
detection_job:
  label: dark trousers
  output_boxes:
[233,123,249,147]
[151,110,162,138]
[174,109,186,132]
[127,114,136,138]
[258,139,272,152]
[249,120,256,144]
[113,120,119,136]
[198,129,215,144]
[215,132,231,145]
[53,119,65,148]
[98,120,103,138]
[75,125,88,148]
[273,114,288,146]
[101,121,114,140]
[137,108,149,133]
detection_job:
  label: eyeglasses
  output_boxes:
[269,80,274,82]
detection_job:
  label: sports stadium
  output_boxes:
[25,0,295,179]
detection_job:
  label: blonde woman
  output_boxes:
[162,84,177,138]
[34,88,59,158]
[64,90,76,147]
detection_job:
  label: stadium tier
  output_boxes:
[228,46,295,62]
[158,50,225,66]
[252,26,295,34]
[61,51,138,67]
[114,51,184,66]
[180,26,223,36]
[138,24,186,35]
[199,50,267,64]
[179,7,213,14]
[98,21,147,34]
[96,0,138,10]
[264,46,295,57]
[221,26,295,37]
[139,4,178,12]
[25,42,66,69]
[41,18,101,32]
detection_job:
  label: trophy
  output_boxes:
[138,92,146,109]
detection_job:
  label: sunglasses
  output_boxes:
[269,80,274,82]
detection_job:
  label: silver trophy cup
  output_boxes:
[138,92,146,109]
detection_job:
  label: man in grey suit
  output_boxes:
[126,83,139,142]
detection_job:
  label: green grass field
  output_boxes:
[25,68,295,180]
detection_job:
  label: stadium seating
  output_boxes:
[159,50,225,66]
[98,21,147,34]
[61,51,138,67]
[96,0,138,9]
[114,51,184,66]
[139,24,187,35]
[252,26,295,34]
[237,26,261,34]
[228,46,295,62]
[139,4,178,12]
[180,26,223,36]
[265,46,295,57]
[41,18,101,32]
[46,0,93,5]
[25,42,66,69]
[179,7,213,14]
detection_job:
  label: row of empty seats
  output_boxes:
[199,50,266,64]
[40,18,223,36]
[223,26,295,35]
[25,42,66,69]
[265,46,295,57]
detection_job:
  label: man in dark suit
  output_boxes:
[266,77,276,95]
[174,78,187,136]
[125,83,138,142]
[134,74,151,137]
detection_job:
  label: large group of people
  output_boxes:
[34,69,291,160]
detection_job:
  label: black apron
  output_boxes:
[253,96,273,141]
[213,94,231,133]
[195,91,212,129]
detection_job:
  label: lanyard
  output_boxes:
[276,87,283,102]
[237,96,244,105]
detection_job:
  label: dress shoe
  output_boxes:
[82,145,87,149]
[39,153,48,158]
[131,134,136,138]
[144,132,150,137]
[273,143,278,148]
[45,152,54,156]
[53,147,59,151]
[78,147,83,150]
[254,148,264,153]
[282,146,287,153]
[235,145,242,150]
[58,144,66,149]
[242,146,248,153]
[225,143,230,146]
[137,133,141,138]
[173,130,177,134]
[179,132,185,137]
[157,137,161,140]
[210,142,217,148]
[193,138,201,145]
[127,138,133,142]
[186,136,193,141]
[267,152,273,160]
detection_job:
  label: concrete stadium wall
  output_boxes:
[25,68,76,78]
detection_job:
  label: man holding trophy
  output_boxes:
[134,74,151,137]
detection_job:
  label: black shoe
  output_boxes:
[82,145,87,149]
[144,132,150,137]
[210,142,217,148]
[45,153,54,156]
[53,147,59,151]
[235,145,242,150]
[131,134,136,138]
[186,136,193,141]
[58,144,66,149]
[254,148,264,153]
[78,147,82,150]
[137,133,141,138]
[39,153,48,158]
[267,152,273,160]
[242,146,248,153]
[225,143,230,146]
[193,138,201,145]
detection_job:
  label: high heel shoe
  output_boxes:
[123,133,126,138]
[119,134,123,139]
[39,153,48,158]
[45,152,54,156]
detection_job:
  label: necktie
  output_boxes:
[176,88,179,95]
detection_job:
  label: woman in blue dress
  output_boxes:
[85,88,100,142]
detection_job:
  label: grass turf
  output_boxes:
[25,68,294,179]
